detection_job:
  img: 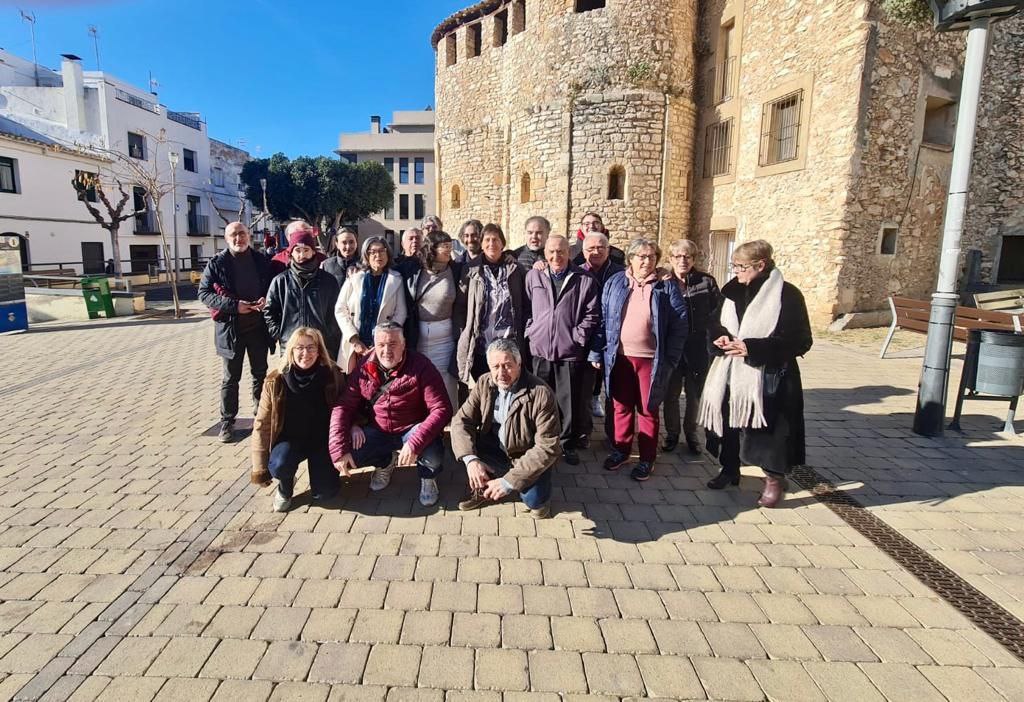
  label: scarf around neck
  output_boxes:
[359,271,388,348]
[698,268,784,436]
[290,257,319,283]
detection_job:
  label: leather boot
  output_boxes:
[757,474,787,508]
[707,467,740,490]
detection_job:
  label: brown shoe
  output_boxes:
[458,489,489,511]
[757,475,787,508]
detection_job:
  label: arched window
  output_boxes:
[520,172,531,203]
[451,185,462,209]
[607,165,625,200]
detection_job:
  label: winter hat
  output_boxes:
[286,229,317,254]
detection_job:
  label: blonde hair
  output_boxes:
[733,239,775,267]
[284,327,334,372]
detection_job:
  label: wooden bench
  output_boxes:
[879,296,1022,358]
[974,288,1024,315]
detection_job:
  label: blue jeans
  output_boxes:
[269,439,338,498]
[477,432,552,509]
[352,424,445,479]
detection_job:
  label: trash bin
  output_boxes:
[81,276,116,319]
[976,330,1024,398]
[950,329,1022,435]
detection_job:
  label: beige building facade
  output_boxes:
[433,0,1024,326]
[337,111,436,252]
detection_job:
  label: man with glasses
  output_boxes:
[199,222,276,443]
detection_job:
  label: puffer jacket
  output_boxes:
[263,268,342,358]
[589,271,688,412]
[451,372,561,492]
[328,350,453,460]
[250,365,344,485]
[524,265,600,362]
[455,253,527,383]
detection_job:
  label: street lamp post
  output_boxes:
[913,0,1024,436]
[259,177,269,247]
[168,151,180,286]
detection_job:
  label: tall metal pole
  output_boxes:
[913,17,991,436]
[168,152,180,286]
[20,11,38,87]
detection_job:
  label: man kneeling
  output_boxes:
[452,338,561,518]
[330,322,453,506]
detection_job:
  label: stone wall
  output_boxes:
[962,17,1024,285]
[434,0,697,249]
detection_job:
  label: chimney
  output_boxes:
[370,115,381,134]
[60,54,87,133]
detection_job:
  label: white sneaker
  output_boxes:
[419,478,439,506]
[370,459,396,491]
[272,486,291,513]
[591,397,605,418]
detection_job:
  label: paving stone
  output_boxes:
[268,681,330,701]
[634,653,705,699]
[860,662,945,701]
[362,644,421,687]
[146,635,219,677]
[550,616,605,653]
[93,635,168,676]
[568,587,618,618]
[599,619,658,654]
[692,657,764,701]
[477,584,523,615]
[384,581,432,611]
[428,582,477,613]
[919,665,1005,702]
[325,684,387,702]
[199,638,267,679]
[152,677,219,702]
[399,610,451,646]
[581,652,644,696]
[93,676,165,702]
[203,606,263,639]
[252,640,318,682]
[500,614,552,650]
[473,648,528,691]
[803,661,885,702]
[522,586,571,616]
[417,645,475,690]
[853,626,932,664]
[906,628,992,666]
[348,609,404,644]
[527,650,587,693]
[700,621,766,659]
[648,619,711,656]
[300,608,356,643]
[307,642,370,684]
[747,659,826,702]
[251,606,310,641]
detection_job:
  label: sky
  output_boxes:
[0,0,468,158]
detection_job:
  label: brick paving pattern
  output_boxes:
[0,304,1022,700]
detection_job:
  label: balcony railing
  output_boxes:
[188,214,210,236]
[115,88,159,114]
[133,212,159,234]
[706,56,737,106]
[168,111,202,130]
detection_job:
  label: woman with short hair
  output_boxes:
[250,327,344,512]
[700,239,813,508]
[590,237,687,481]
[662,239,721,454]
[335,236,408,373]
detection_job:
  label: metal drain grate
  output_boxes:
[792,464,1024,664]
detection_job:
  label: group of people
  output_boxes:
[199,212,812,516]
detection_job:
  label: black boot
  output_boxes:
[707,467,740,490]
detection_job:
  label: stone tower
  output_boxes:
[432,0,698,248]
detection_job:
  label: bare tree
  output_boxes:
[71,172,144,277]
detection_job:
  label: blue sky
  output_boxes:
[0,0,468,158]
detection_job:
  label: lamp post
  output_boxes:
[168,150,180,286]
[913,0,1024,436]
[259,177,269,246]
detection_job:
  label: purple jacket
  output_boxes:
[329,349,453,459]
[524,264,600,362]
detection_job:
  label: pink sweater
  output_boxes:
[620,271,657,358]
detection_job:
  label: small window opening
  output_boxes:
[607,166,625,200]
[520,173,531,203]
[494,10,508,47]
[576,0,607,11]
[467,23,482,58]
[879,225,898,255]
[511,0,526,34]
[451,185,462,209]
[923,96,957,148]
[445,34,457,67]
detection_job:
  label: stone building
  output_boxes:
[432,0,1023,326]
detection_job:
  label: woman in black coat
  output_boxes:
[699,239,812,508]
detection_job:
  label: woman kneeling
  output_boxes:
[250,327,344,512]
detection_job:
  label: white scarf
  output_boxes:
[699,268,784,436]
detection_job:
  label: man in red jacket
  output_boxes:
[330,322,453,506]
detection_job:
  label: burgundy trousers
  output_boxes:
[610,354,658,463]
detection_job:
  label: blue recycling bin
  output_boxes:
[0,236,28,334]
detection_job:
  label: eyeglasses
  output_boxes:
[730,261,762,271]
[367,248,388,256]
[633,254,657,262]
[294,345,318,354]
[670,254,694,261]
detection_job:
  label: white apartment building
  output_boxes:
[0,49,250,274]
[337,110,436,252]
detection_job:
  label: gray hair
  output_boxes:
[582,232,610,248]
[626,237,662,264]
[669,239,700,257]
[525,215,551,233]
[485,338,521,364]
[373,321,405,339]
[421,215,443,230]
[545,234,570,251]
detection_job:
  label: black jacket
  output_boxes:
[708,272,813,468]
[514,245,544,271]
[264,268,342,358]
[678,269,722,379]
[198,248,275,359]
[321,255,359,288]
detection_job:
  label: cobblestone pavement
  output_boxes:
[0,304,1022,701]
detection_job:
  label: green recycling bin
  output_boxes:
[81,276,116,319]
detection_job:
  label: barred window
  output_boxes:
[703,119,733,178]
[759,90,803,166]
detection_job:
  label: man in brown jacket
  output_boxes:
[452,338,561,518]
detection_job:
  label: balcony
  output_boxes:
[168,111,202,130]
[133,212,159,235]
[706,56,737,106]
[187,214,210,236]
[115,88,159,114]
